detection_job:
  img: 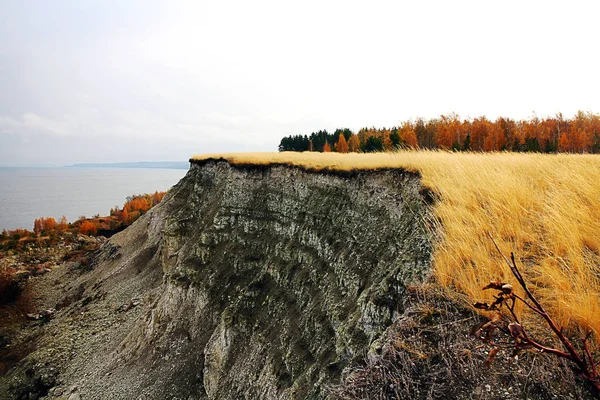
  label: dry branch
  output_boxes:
[472,233,600,395]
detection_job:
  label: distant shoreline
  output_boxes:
[65,161,189,170]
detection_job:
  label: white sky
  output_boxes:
[1,0,599,166]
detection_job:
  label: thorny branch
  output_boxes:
[471,233,600,395]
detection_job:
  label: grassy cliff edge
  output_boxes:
[192,151,600,341]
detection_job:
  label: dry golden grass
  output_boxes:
[192,151,600,338]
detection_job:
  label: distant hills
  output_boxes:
[67,161,189,170]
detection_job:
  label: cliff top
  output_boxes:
[190,150,600,183]
[191,151,421,173]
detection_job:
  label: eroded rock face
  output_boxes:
[128,161,433,398]
[3,161,435,399]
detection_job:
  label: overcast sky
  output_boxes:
[1,1,599,166]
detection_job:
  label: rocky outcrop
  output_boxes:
[27,160,433,399]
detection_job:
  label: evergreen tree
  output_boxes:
[363,136,383,152]
[462,134,471,151]
[390,130,402,147]
[525,137,541,152]
[334,128,353,141]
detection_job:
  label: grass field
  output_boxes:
[192,151,600,339]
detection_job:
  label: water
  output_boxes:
[0,167,187,231]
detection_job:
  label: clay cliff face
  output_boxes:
[0,160,434,399]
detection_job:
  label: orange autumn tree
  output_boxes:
[33,217,57,234]
[33,219,43,235]
[569,111,593,153]
[151,191,166,205]
[470,117,490,151]
[398,122,418,148]
[122,208,131,225]
[42,217,56,232]
[57,216,68,231]
[496,117,518,150]
[79,220,97,236]
[348,135,360,152]
[322,141,331,152]
[436,113,462,149]
[118,192,167,226]
[335,134,349,153]
[335,133,349,153]
[483,120,507,151]
[125,197,152,214]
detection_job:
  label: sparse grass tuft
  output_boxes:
[192,151,600,340]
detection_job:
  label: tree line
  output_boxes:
[278,111,600,153]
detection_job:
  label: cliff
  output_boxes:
[1,159,594,399]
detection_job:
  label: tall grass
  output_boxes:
[192,151,600,337]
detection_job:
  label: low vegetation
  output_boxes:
[474,238,599,393]
[192,151,600,346]
[330,283,593,399]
